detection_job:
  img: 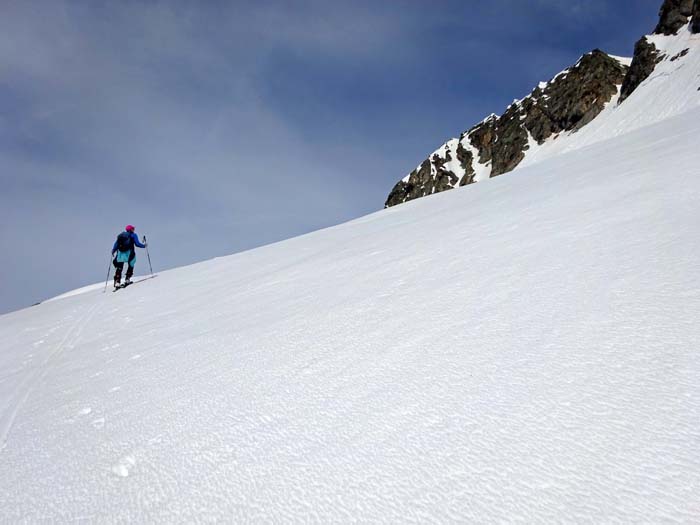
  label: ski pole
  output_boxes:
[144,235,154,277]
[103,253,113,293]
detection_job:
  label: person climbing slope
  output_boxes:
[112,224,147,288]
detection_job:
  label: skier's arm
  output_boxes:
[132,233,146,249]
[112,240,118,254]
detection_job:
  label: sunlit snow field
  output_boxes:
[1,107,699,521]
[1,27,700,523]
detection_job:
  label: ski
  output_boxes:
[112,275,157,292]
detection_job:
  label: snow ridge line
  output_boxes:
[0,302,101,452]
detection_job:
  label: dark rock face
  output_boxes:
[385,51,628,207]
[387,159,432,206]
[523,51,626,139]
[384,154,458,207]
[385,180,414,208]
[670,48,690,61]
[456,141,475,186]
[617,0,697,102]
[470,106,529,177]
[619,38,663,103]
[654,0,694,34]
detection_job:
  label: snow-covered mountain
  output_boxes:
[385,0,700,207]
[1,2,700,522]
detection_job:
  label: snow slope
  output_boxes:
[1,102,699,521]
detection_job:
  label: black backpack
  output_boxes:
[116,232,134,252]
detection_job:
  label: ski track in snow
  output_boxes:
[0,302,101,451]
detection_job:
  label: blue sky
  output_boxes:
[0,0,661,313]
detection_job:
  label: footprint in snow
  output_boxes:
[109,386,121,393]
[78,407,92,416]
[112,455,136,478]
[130,354,141,361]
[91,418,105,429]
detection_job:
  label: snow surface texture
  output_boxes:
[2,29,700,524]
[1,109,699,522]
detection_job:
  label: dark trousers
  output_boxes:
[113,250,136,283]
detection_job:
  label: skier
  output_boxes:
[112,225,147,288]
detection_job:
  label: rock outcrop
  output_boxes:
[619,38,664,103]
[384,0,697,208]
[620,0,699,103]
[385,51,628,207]
[654,0,695,35]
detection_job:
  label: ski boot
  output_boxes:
[124,265,134,286]
[113,267,122,289]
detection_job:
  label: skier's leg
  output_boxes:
[114,260,124,286]
[125,250,135,282]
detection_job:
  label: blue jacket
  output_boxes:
[112,231,146,254]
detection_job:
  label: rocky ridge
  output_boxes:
[654,0,696,35]
[385,0,700,208]
[385,52,629,208]
[622,0,700,102]
[619,38,664,103]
